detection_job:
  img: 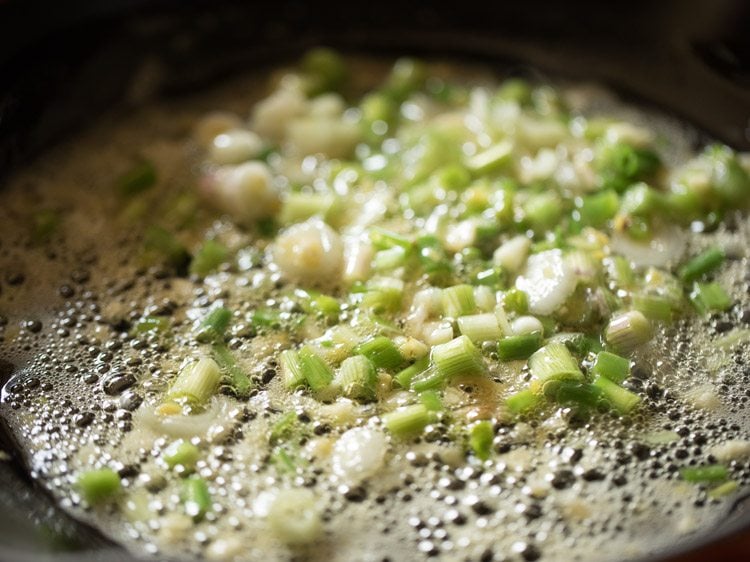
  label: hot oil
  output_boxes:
[0,59,749,562]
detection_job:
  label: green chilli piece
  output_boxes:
[77,468,121,505]
[354,336,403,371]
[336,355,378,401]
[528,342,584,383]
[469,421,494,461]
[590,351,630,384]
[383,404,432,437]
[182,476,211,521]
[680,464,729,483]
[195,307,232,343]
[497,334,543,362]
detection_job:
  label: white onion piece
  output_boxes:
[331,427,387,483]
[610,225,686,268]
[204,162,281,223]
[512,315,544,335]
[515,249,577,316]
[208,129,263,165]
[251,88,307,141]
[493,235,531,273]
[193,111,243,147]
[267,489,322,545]
[272,217,344,287]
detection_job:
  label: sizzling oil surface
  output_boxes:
[1,58,750,562]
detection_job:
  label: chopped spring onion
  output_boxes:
[544,380,603,409]
[419,390,443,411]
[163,440,200,471]
[502,287,529,315]
[190,239,230,277]
[394,356,430,388]
[279,192,335,225]
[497,333,543,362]
[678,247,725,283]
[679,464,729,483]
[354,336,404,371]
[690,282,732,315]
[383,404,433,437]
[590,351,630,384]
[469,421,494,461]
[528,342,584,383]
[465,140,513,175]
[604,310,653,354]
[632,293,674,323]
[181,476,211,521]
[576,189,619,227]
[77,468,121,505]
[431,335,486,380]
[212,344,252,398]
[298,346,334,392]
[336,355,377,401]
[195,307,232,343]
[167,357,222,406]
[592,375,640,413]
[441,284,477,318]
[506,389,540,414]
[457,313,503,343]
[269,411,298,444]
[280,349,305,389]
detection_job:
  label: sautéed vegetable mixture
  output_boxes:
[2,50,750,561]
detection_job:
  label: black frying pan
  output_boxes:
[1,1,749,560]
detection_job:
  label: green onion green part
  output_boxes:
[592,375,640,413]
[195,307,232,343]
[383,404,432,437]
[590,351,630,384]
[336,355,378,401]
[469,421,494,461]
[181,476,211,521]
[431,335,486,380]
[77,468,121,505]
[679,464,729,483]
[298,346,334,392]
[354,336,404,371]
[497,333,543,362]
[528,342,584,383]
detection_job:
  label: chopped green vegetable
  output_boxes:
[383,404,432,437]
[690,282,732,314]
[441,285,477,318]
[181,476,211,521]
[469,421,494,461]
[336,355,378,401]
[163,440,200,471]
[590,351,630,384]
[506,389,540,414]
[195,307,232,343]
[77,469,121,505]
[497,333,543,361]
[431,335,486,380]
[212,344,252,398]
[298,346,334,392]
[354,336,403,371]
[604,311,653,354]
[592,375,640,413]
[167,357,222,406]
[680,464,729,483]
[528,342,584,383]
